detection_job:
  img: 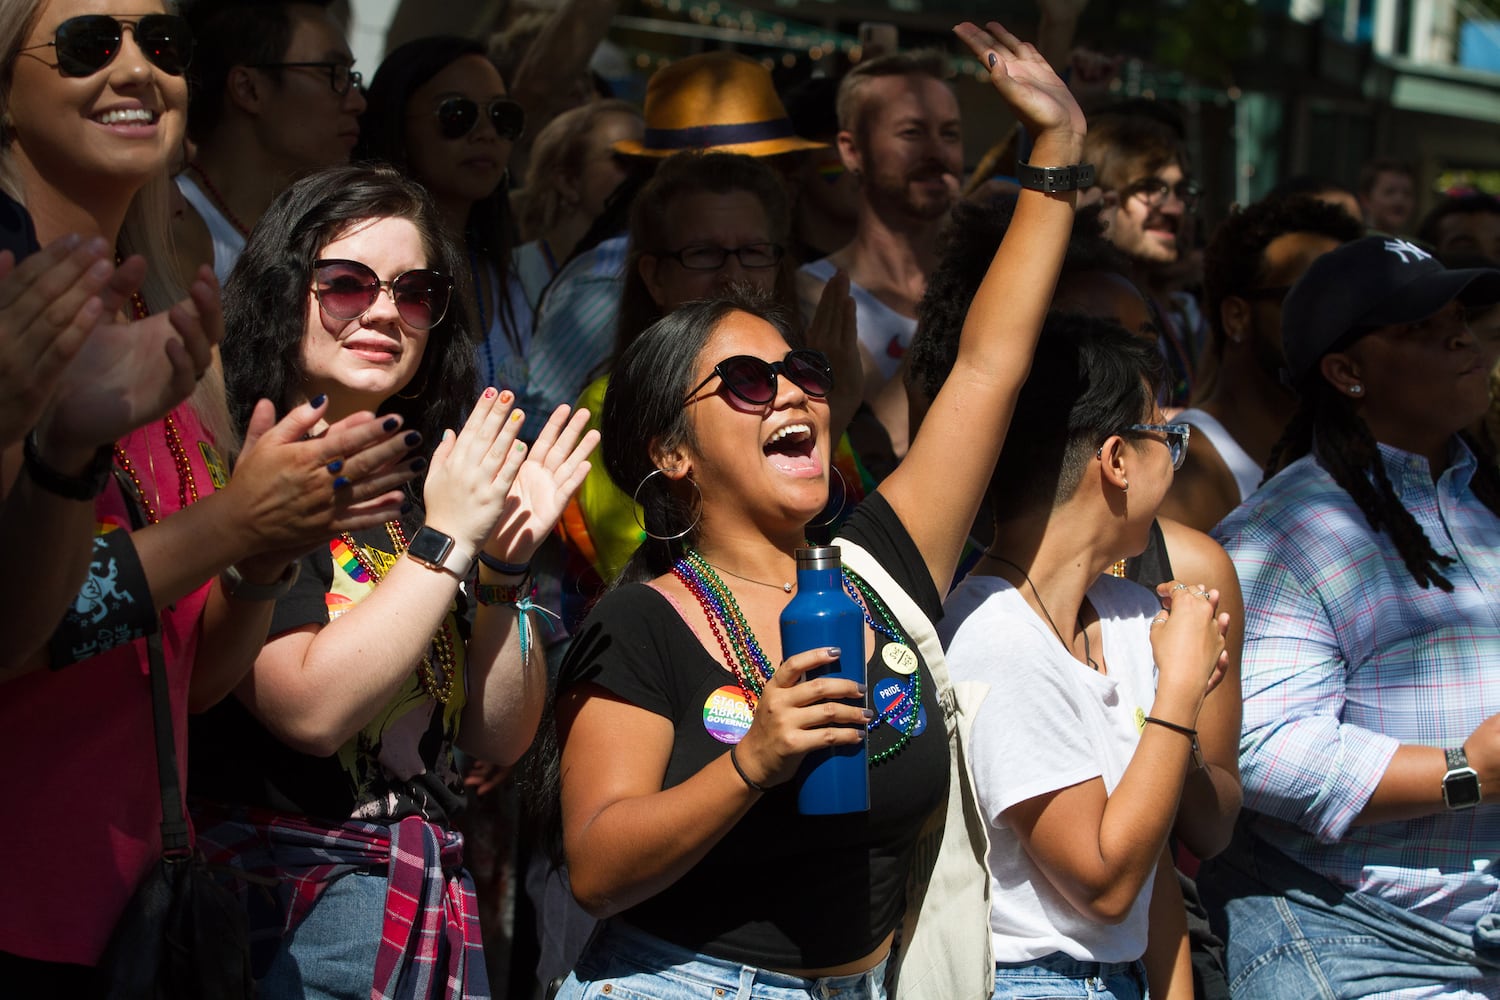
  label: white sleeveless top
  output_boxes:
[801,257,918,381]
[1177,406,1262,502]
[175,173,246,286]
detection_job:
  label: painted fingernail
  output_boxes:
[311,394,327,408]
[404,431,421,447]
[826,647,841,658]
[383,416,400,432]
[333,476,350,489]
[862,708,876,720]
[326,459,343,474]
[411,457,428,472]
[510,411,523,423]
[500,390,514,403]
[514,442,526,453]
[987,52,997,68]
[483,387,497,399]
[857,682,867,695]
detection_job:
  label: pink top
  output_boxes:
[0,406,221,964]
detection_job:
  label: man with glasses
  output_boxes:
[1158,195,1363,532]
[1082,109,1205,404]
[172,1,365,284]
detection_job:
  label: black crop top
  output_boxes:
[557,493,951,969]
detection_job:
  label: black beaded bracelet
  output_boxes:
[729,744,766,793]
[23,431,112,501]
[477,550,531,576]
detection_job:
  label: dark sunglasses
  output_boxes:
[683,349,834,408]
[21,13,193,77]
[312,259,453,331]
[435,97,525,141]
[1125,422,1191,470]
[1124,176,1202,213]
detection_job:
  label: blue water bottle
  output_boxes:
[780,545,869,814]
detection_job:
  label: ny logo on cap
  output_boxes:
[1384,239,1432,264]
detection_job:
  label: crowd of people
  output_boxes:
[1,1,1498,999]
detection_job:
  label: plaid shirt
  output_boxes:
[1215,441,1500,932]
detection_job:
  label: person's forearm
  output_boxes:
[1088,722,1194,917]
[1172,761,1242,860]
[1143,849,1194,1000]
[188,573,286,713]
[507,0,620,121]
[458,580,546,766]
[1354,743,1452,826]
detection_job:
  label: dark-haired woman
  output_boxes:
[1199,237,1500,998]
[193,163,597,998]
[939,314,1227,1000]
[552,23,1084,1000]
[356,36,532,397]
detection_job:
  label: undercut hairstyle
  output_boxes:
[604,289,799,582]
[1082,112,1187,194]
[1356,156,1415,196]
[835,50,949,136]
[1265,375,1500,592]
[906,199,1129,404]
[222,164,476,486]
[355,36,520,370]
[616,151,796,365]
[184,0,335,142]
[1202,195,1364,351]
[1416,193,1500,248]
[987,313,1165,520]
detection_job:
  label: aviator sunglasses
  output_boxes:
[435,97,526,141]
[312,259,454,331]
[683,349,834,408]
[1125,422,1192,470]
[21,14,194,77]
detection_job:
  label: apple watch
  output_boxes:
[405,526,472,576]
[1442,746,1482,810]
[1016,162,1096,193]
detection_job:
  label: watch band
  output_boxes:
[1016,161,1097,193]
[1446,747,1470,771]
[24,431,112,501]
[220,561,301,602]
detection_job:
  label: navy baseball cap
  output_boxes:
[1281,235,1500,384]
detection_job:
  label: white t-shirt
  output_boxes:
[939,573,1162,964]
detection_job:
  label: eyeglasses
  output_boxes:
[20,14,193,77]
[1123,177,1202,213]
[434,97,525,141]
[683,349,834,408]
[312,259,453,331]
[658,243,785,271]
[249,61,362,95]
[1124,422,1191,470]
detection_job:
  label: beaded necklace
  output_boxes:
[671,550,923,765]
[111,291,198,523]
[339,521,459,704]
[186,162,252,237]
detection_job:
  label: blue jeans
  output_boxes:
[1198,824,1500,999]
[991,952,1147,999]
[258,870,383,1000]
[555,921,889,999]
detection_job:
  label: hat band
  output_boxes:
[642,118,796,151]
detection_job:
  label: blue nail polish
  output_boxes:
[383,417,400,432]
[826,646,841,658]
[411,458,427,472]
[326,459,343,474]
[404,431,421,447]
[311,394,327,408]
[333,476,350,490]
[987,52,997,68]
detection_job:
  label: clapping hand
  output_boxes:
[486,404,600,566]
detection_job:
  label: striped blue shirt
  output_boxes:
[1215,440,1500,931]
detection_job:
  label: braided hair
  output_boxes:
[1264,377,1500,591]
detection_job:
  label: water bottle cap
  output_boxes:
[794,545,841,570]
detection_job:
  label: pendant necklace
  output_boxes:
[698,555,794,594]
[986,553,1100,671]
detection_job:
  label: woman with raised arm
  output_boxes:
[0,0,417,985]
[193,163,597,998]
[551,23,1086,1000]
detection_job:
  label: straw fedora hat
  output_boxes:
[613,51,827,158]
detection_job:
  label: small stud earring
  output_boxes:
[1349,384,1364,396]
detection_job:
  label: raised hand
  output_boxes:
[421,388,531,558]
[954,20,1087,143]
[488,403,600,565]
[803,270,861,428]
[1150,580,1230,711]
[41,258,220,456]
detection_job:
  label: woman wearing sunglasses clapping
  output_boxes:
[356,37,533,402]
[549,23,1086,1000]
[0,0,427,985]
[190,163,598,998]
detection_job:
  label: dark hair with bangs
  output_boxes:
[989,313,1166,520]
[221,163,476,487]
[604,288,799,582]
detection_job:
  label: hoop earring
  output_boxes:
[632,467,703,542]
[807,465,848,530]
[396,368,430,400]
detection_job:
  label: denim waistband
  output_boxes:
[995,951,1140,979]
[584,920,888,999]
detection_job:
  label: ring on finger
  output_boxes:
[1150,615,1168,626]
[1170,583,1191,593]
